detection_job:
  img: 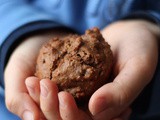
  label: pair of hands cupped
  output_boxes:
[4,20,159,120]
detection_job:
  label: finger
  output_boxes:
[89,83,130,120]
[89,58,152,119]
[58,91,81,120]
[40,79,61,120]
[25,76,40,105]
[25,77,47,120]
[58,92,91,120]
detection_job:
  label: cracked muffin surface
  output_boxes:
[35,28,113,103]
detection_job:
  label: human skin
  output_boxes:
[4,20,160,120]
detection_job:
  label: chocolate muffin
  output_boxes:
[35,28,113,103]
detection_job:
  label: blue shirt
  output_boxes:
[0,0,160,119]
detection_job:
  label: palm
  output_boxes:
[88,20,158,120]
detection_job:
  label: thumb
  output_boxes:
[89,58,154,120]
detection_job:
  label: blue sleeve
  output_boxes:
[123,0,160,26]
[0,0,62,88]
[124,11,160,26]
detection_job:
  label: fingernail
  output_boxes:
[23,110,34,120]
[91,98,108,115]
[40,81,48,97]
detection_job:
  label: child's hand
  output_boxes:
[4,29,70,120]
[88,20,159,120]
